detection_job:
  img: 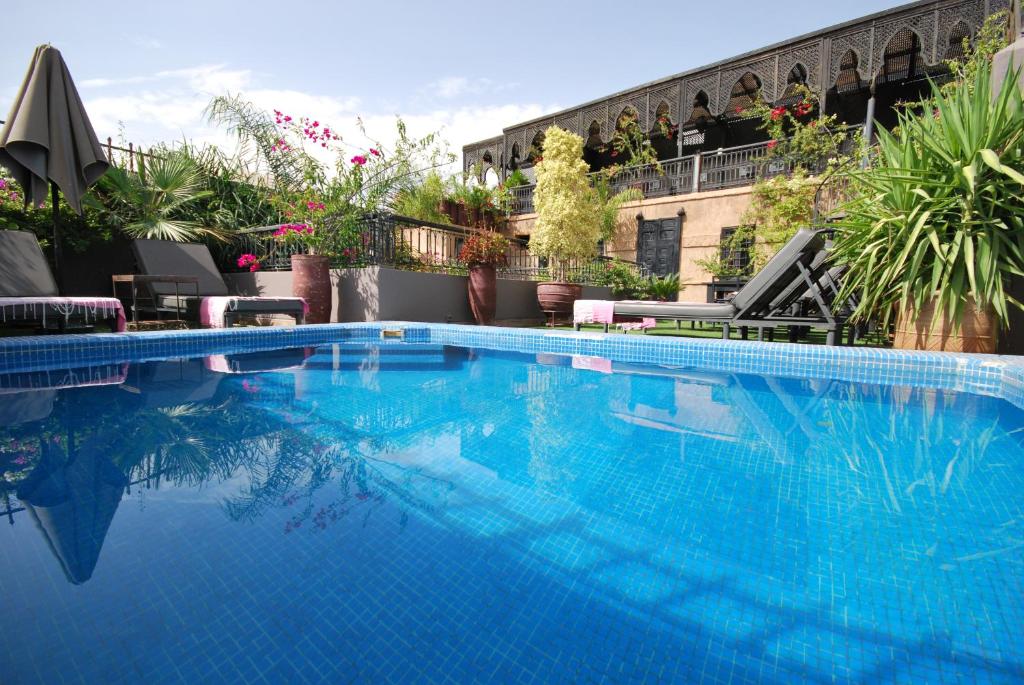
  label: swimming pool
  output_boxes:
[1,325,1023,683]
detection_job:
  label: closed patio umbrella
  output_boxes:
[0,44,109,283]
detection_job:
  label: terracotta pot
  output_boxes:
[467,264,497,325]
[537,282,582,314]
[893,296,997,353]
[291,254,332,324]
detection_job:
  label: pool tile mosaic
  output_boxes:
[1,326,1023,683]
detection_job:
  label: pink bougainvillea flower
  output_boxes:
[311,121,319,128]
[0,179,6,189]
[351,155,367,165]
[284,115,292,122]
[369,148,380,156]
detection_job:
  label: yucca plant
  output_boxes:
[832,59,1024,336]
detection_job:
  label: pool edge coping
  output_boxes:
[1,322,1022,406]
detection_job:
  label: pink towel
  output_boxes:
[199,297,308,328]
[574,300,615,325]
[618,318,657,331]
[571,355,613,373]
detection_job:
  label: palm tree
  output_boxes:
[98,151,225,242]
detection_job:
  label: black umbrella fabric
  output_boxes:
[0,44,109,279]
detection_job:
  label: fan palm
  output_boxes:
[98,152,225,242]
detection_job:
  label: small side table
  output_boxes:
[112,274,200,325]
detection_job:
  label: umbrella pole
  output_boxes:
[51,182,63,293]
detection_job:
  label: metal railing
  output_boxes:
[506,130,860,214]
[215,212,646,286]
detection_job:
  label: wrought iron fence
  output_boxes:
[214,212,645,286]
[502,128,861,214]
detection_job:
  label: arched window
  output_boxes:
[615,106,641,132]
[684,90,712,127]
[726,72,763,114]
[777,63,809,104]
[651,101,673,134]
[527,131,545,164]
[835,49,864,94]
[507,142,521,170]
[877,28,925,85]
[483,167,500,188]
[945,22,971,61]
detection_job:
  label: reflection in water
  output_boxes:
[1,343,1023,683]
[0,345,466,584]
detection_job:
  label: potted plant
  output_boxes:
[832,60,1024,352]
[274,221,332,324]
[458,230,509,325]
[530,126,602,315]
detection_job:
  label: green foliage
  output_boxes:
[531,127,601,281]
[943,10,1010,96]
[504,169,530,187]
[831,60,1024,330]
[596,260,651,299]
[0,173,112,251]
[607,110,659,169]
[647,273,680,301]
[393,171,451,224]
[458,230,510,267]
[746,86,849,171]
[695,225,757,279]
[171,141,282,230]
[96,151,225,242]
[206,94,318,192]
[592,173,642,242]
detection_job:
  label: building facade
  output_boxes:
[462,0,1014,300]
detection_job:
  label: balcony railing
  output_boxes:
[214,213,646,286]
[506,132,859,215]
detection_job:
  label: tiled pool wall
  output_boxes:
[1,322,1023,406]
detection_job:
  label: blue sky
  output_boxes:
[3,0,907,155]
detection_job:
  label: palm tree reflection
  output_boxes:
[0,348,454,584]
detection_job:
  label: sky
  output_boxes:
[2,0,908,163]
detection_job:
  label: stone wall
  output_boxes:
[224,267,611,325]
[507,186,753,301]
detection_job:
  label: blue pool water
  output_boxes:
[1,341,1023,684]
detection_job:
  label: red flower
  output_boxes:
[766,140,778,150]
[351,155,367,165]
[369,148,381,156]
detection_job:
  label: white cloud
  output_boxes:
[75,64,557,172]
[422,76,519,100]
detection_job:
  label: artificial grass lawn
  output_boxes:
[533,319,889,347]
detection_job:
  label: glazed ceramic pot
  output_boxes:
[291,254,332,324]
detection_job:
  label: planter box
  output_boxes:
[224,267,611,325]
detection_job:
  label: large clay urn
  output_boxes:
[537,282,582,318]
[291,254,331,324]
[467,264,497,325]
[893,296,996,353]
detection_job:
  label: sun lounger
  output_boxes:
[130,240,306,327]
[600,228,849,345]
[0,230,126,332]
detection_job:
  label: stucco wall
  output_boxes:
[224,267,610,325]
[508,186,754,301]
